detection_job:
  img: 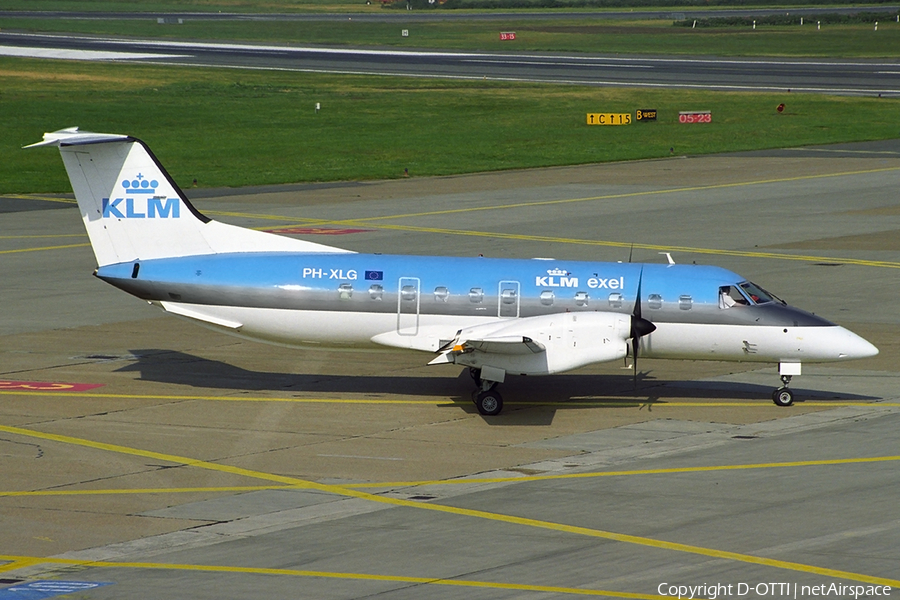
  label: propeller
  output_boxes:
[629,267,656,389]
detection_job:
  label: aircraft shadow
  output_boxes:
[117,350,879,425]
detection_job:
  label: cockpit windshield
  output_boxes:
[719,281,782,309]
[739,281,776,305]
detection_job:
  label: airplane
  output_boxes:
[28,127,879,416]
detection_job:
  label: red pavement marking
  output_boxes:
[0,381,104,392]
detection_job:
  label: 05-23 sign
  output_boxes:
[679,111,712,124]
[586,113,632,126]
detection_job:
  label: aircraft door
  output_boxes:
[498,280,520,318]
[397,276,420,335]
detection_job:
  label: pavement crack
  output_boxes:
[0,437,44,459]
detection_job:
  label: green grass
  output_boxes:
[0,0,371,12]
[3,57,898,194]
[2,16,899,57]
[2,0,894,10]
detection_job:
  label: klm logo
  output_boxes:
[102,175,180,219]
[536,268,578,288]
[102,197,180,219]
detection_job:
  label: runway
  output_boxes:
[2,30,899,94]
[2,145,899,598]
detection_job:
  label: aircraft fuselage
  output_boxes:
[95,253,871,365]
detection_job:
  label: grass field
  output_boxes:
[2,16,899,57]
[2,0,895,11]
[0,0,371,12]
[4,56,898,194]
[2,3,897,193]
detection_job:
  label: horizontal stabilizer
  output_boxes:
[159,301,243,330]
[24,127,130,148]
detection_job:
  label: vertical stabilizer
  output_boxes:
[28,128,350,267]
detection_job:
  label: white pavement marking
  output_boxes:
[0,45,189,61]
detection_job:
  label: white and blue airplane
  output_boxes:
[30,127,878,415]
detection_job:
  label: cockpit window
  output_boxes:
[719,285,749,308]
[720,282,778,308]
[739,281,775,304]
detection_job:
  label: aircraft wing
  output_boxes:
[423,313,633,374]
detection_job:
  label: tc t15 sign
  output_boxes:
[586,113,632,125]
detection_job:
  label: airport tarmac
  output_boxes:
[2,146,899,598]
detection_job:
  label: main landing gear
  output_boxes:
[772,374,794,407]
[469,368,504,416]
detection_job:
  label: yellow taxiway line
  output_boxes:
[1,389,897,408]
[0,554,666,598]
[329,221,900,270]
[328,166,900,224]
[0,423,897,588]
[3,455,899,497]
[0,242,91,255]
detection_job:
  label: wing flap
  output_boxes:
[464,336,546,355]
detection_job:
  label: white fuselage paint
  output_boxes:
[160,302,872,367]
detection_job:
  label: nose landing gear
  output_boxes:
[772,362,801,407]
[772,374,794,407]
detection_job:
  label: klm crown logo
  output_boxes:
[102,173,180,219]
[546,268,568,277]
[121,174,158,194]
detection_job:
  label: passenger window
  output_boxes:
[401,285,417,302]
[500,288,517,305]
[648,294,663,309]
[574,291,589,307]
[338,283,353,300]
[540,290,554,306]
[679,295,692,310]
[469,288,484,303]
[608,293,623,309]
[434,286,449,302]
[368,284,383,300]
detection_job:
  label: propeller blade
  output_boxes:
[633,347,638,389]
[629,267,656,390]
[633,267,644,321]
[632,335,639,388]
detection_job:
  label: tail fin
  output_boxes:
[28,128,350,267]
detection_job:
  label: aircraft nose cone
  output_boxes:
[837,327,879,360]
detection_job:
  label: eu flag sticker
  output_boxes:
[365,271,384,281]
